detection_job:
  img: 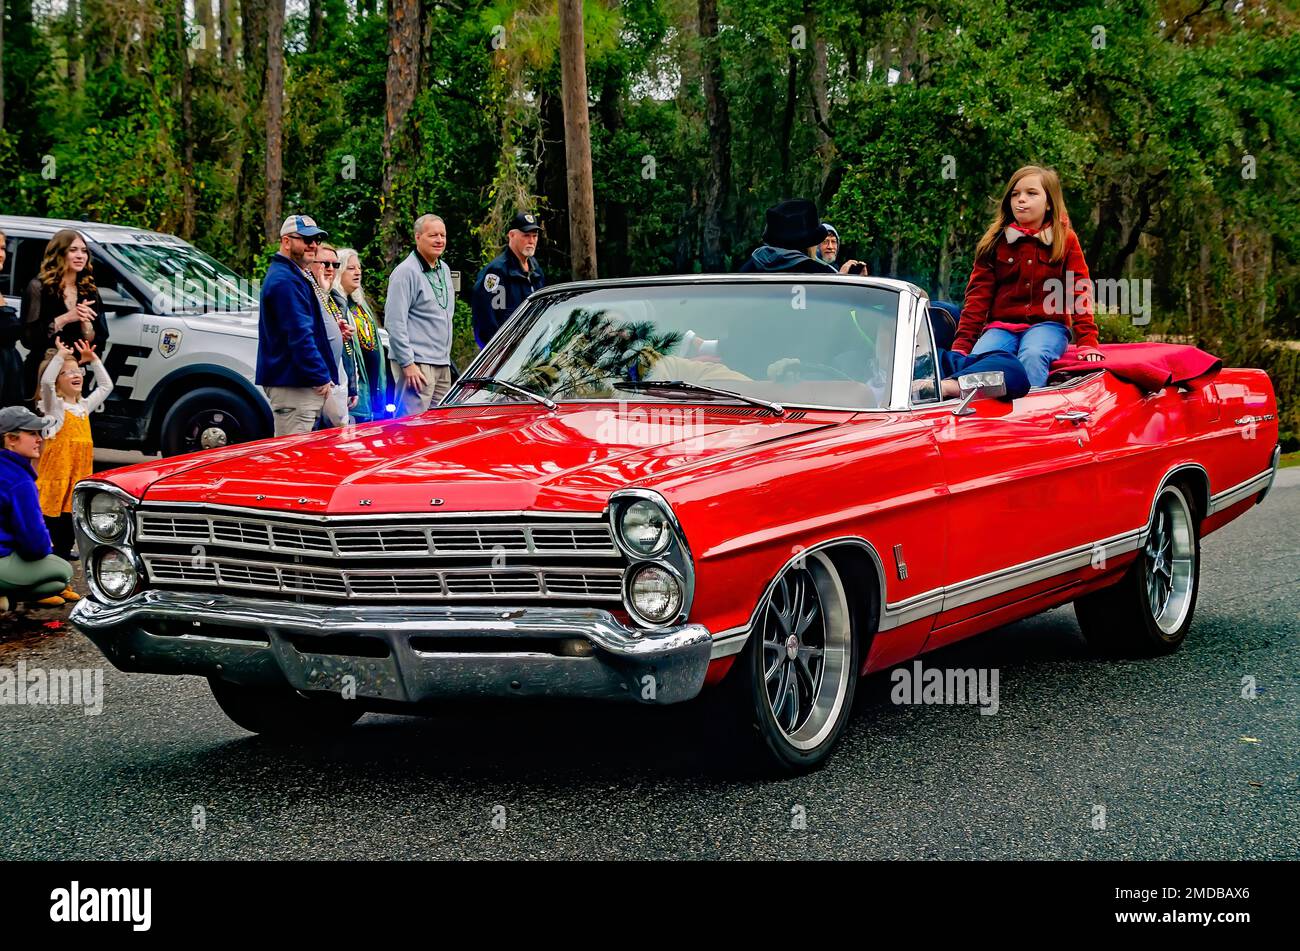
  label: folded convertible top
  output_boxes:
[1050,342,1222,392]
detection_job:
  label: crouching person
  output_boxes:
[0,406,74,612]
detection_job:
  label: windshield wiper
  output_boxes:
[457,377,557,411]
[614,379,785,416]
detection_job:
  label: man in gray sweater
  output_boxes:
[385,214,455,417]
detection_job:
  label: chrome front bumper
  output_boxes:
[70,591,714,705]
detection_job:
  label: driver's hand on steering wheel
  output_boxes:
[767,357,801,382]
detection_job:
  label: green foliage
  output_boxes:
[1095,312,1148,344]
[1,0,1295,424]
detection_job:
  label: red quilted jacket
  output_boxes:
[954,225,1100,353]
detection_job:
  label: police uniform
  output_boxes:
[471,213,546,348]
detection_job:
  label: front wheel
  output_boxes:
[159,386,266,457]
[718,551,860,773]
[1075,483,1201,656]
[208,678,364,738]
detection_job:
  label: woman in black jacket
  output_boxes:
[21,229,108,403]
[0,231,25,407]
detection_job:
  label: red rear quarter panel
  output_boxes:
[1078,369,1278,541]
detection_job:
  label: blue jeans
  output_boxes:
[969,321,1070,388]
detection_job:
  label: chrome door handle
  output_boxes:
[1054,411,1091,424]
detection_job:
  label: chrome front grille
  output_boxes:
[136,511,618,558]
[134,507,625,604]
[142,555,624,602]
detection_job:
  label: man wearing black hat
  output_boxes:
[0,406,74,612]
[471,211,546,349]
[740,199,864,274]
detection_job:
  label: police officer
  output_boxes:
[471,211,545,348]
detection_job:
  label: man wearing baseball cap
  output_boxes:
[471,210,546,349]
[256,214,339,436]
[0,406,74,612]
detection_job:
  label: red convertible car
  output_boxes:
[70,276,1281,770]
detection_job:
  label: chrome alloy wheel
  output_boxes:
[758,551,852,751]
[1145,490,1196,636]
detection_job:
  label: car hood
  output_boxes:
[110,404,847,515]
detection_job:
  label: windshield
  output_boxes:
[103,241,257,314]
[448,282,900,411]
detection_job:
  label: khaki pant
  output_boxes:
[266,386,327,437]
[393,362,452,417]
[0,553,73,600]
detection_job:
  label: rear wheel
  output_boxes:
[1075,483,1201,656]
[159,386,265,457]
[716,551,860,773]
[208,678,363,737]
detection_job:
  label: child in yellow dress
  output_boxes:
[36,339,112,604]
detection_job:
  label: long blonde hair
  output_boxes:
[974,165,1071,264]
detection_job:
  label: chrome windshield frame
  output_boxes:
[442,274,927,414]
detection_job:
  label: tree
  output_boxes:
[0,0,5,129]
[174,0,196,238]
[265,0,285,241]
[220,0,236,70]
[698,0,731,271]
[558,0,597,279]
[381,0,422,262]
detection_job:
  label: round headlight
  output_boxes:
[620,500,672,556]
[88,492,129,542]
[95,549,137,600]
[628,564,682,624]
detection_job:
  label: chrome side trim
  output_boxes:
[1209,462,1279,515]
[707,527,1143,660]
[709,537,888,660]
[1254,445,1282,507]
[940,528,1143,612]
[1148,463,1210,526]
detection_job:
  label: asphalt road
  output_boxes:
[2,471,1296,860]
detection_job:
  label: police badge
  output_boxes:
[159,329,183,358]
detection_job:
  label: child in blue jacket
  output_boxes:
[0,407,74,612]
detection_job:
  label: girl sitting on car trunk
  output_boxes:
[952,166,1104,387]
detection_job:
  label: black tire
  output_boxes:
[1075,483,1201,657]
[159,386,266,457]
[712,551,861,773]
[208,678,364,737]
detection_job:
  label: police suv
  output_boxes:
[1,216,271,456]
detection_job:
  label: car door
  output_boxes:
[924,380,1101,643]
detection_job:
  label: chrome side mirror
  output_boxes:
[953,371,1007,416]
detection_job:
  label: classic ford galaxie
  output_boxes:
[71,276,1281,770]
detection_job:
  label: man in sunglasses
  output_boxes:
[256,214,340,437]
